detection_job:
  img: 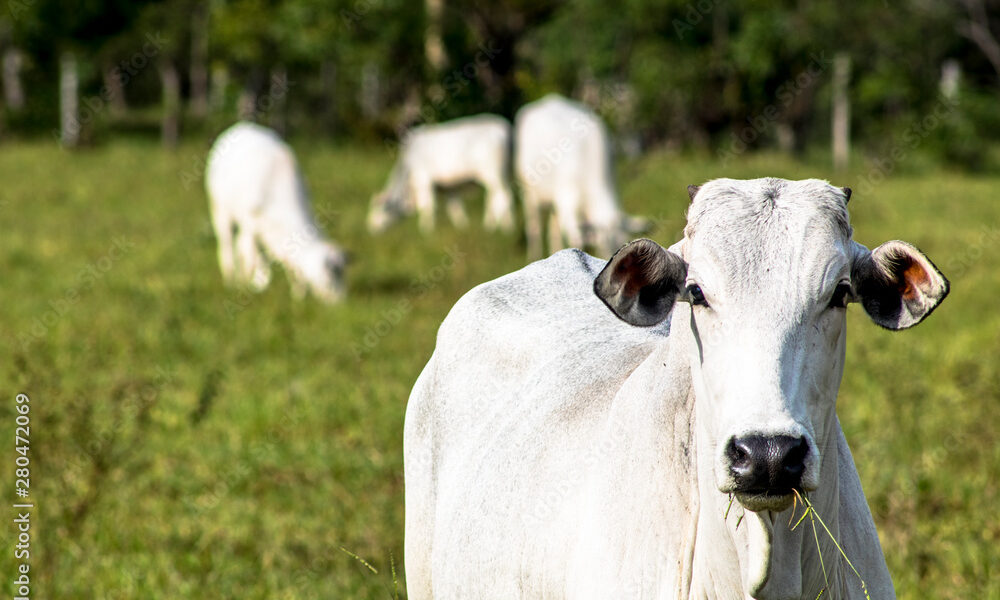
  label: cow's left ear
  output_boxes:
[851,240,949,330]
[594,238,687,327]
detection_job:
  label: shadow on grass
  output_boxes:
[350,273,421,296]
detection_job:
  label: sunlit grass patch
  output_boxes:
[0,138,996,598]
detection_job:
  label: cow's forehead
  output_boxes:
[682,178,853,289]
[686,178,850,247]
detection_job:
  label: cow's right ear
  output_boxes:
[594,238,687,327]
[851,240,949,330]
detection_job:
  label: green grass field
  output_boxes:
[0,137,997,598]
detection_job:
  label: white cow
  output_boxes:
[405,179,949,599]
[368,114,515,234]
[206,121,347,303]
[515,94,648,260]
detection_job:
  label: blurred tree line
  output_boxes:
[0,0,998,167]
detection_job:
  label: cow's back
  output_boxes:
[404,249,667,598]
[206,121,299,216]
[514,95,609,197]
[404,114,510,184]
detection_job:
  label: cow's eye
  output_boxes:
[687,284,709,307]
[829,282,852,309]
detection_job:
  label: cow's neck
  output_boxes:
[665,311,846,599]
[690,469,841,598]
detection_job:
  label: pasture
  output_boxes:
[0,137,997,599]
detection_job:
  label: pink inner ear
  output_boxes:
[901,259,931,301]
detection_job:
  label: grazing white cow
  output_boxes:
[206,121,347,303]
[368,114,515,234]
[515,94,648,260]
[405,179,949,599]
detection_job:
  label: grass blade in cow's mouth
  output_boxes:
[735,488,800,512]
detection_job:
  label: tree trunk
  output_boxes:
[320,60,337,135]
[424,0,446,104]
[425,0,446,73]
[775,123,795,153]
[59,51,80,148]
[958,0,1000,82]
[102,62,127,118]
[3,47,24,111]
[237,86,258,121]
[940,59,961,100]
[160,58,180,148]
[209,62,228,113]
[267,65,288,135]
[360,61,380,119]
[189,6,209,118]
[831,53,850,172]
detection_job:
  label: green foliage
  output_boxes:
[3,0,1000,159]
[525,0,999,159]
[9,0,151,53]
[0,138,997,598]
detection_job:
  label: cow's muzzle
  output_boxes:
[726,434,808,511]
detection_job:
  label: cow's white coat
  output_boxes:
[515,94,643,259]
[206,121,346,303]
[405,178,949,599]
[369,114,515,234]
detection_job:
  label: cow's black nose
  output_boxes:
[727,435,808,494]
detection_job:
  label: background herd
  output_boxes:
[206,93,651,302]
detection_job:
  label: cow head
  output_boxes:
[367,190,412,233]
[293,240,348,304]
[368,164,414,233]
[595,178,948,515]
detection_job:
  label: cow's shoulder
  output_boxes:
[413,249,676,579]
[436,248,667,370]
[455,247,601,314]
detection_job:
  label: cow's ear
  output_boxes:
[594,238,687,327]
[851,240,949,330]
